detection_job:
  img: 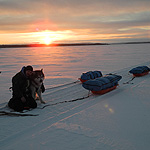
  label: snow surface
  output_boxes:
[0,43,150,150]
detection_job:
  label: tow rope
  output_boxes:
[45,80,80,90]
[39,91,91,109]
[9,80,80,92]
[123,76,135,84]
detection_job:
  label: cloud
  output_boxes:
[0,0,150,43]
[1,0,149,14]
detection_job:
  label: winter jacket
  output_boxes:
[12,67,30,98]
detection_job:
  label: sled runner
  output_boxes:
[0,104,38,117]
[82,74,122,94]
[79,71,102,83]
[129,66,150,77]
[0,111,38,117]
[91,85,118,94]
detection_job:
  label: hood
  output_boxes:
[21,66,27,78]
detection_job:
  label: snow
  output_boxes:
[0,43,150,150]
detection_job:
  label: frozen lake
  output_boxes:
[0,43,150,150]
[1,43,150,94]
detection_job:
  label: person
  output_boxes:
[8,65,37,112]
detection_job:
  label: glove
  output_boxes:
[21,96,26,103]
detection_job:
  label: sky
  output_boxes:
[0,0,150,44]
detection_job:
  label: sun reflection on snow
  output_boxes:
[104,104,114,114]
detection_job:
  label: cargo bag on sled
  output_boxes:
[79,71,102,83]
[82,74,122,94]
[129,66,150,77]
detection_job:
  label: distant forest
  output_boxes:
[0,42,150,48]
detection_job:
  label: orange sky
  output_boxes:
[0,0,150,44]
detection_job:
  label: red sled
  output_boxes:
[133,71,149,77]
[79,78,87,83]
[91,85,118,95]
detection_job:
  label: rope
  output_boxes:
[9,80,80,92]
[39,91,91,109]
[45,80,80,90]
[123,76,135,84]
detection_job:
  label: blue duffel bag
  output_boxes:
[129,66,150,74]
[82,74,122,91]
[80,71,102,81]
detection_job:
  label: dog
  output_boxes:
[30,69,45,104]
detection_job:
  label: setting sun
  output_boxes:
[40,30,54,45]
[0,30,77,45]
[43,36,52,45]
[37,30,75,45]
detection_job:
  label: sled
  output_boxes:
[91,85,118,95]
[82,74,122,95]
[133,71,149,77]
[129,66,150,77]
[0,111,38,117]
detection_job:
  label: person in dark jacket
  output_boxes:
[8,65,37,112]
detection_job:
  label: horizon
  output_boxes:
[0,0,150,45]
[0,41,150,49]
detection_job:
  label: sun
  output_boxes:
[39,30,54,45]
[34,29,74,45]
[44,36,52,45]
